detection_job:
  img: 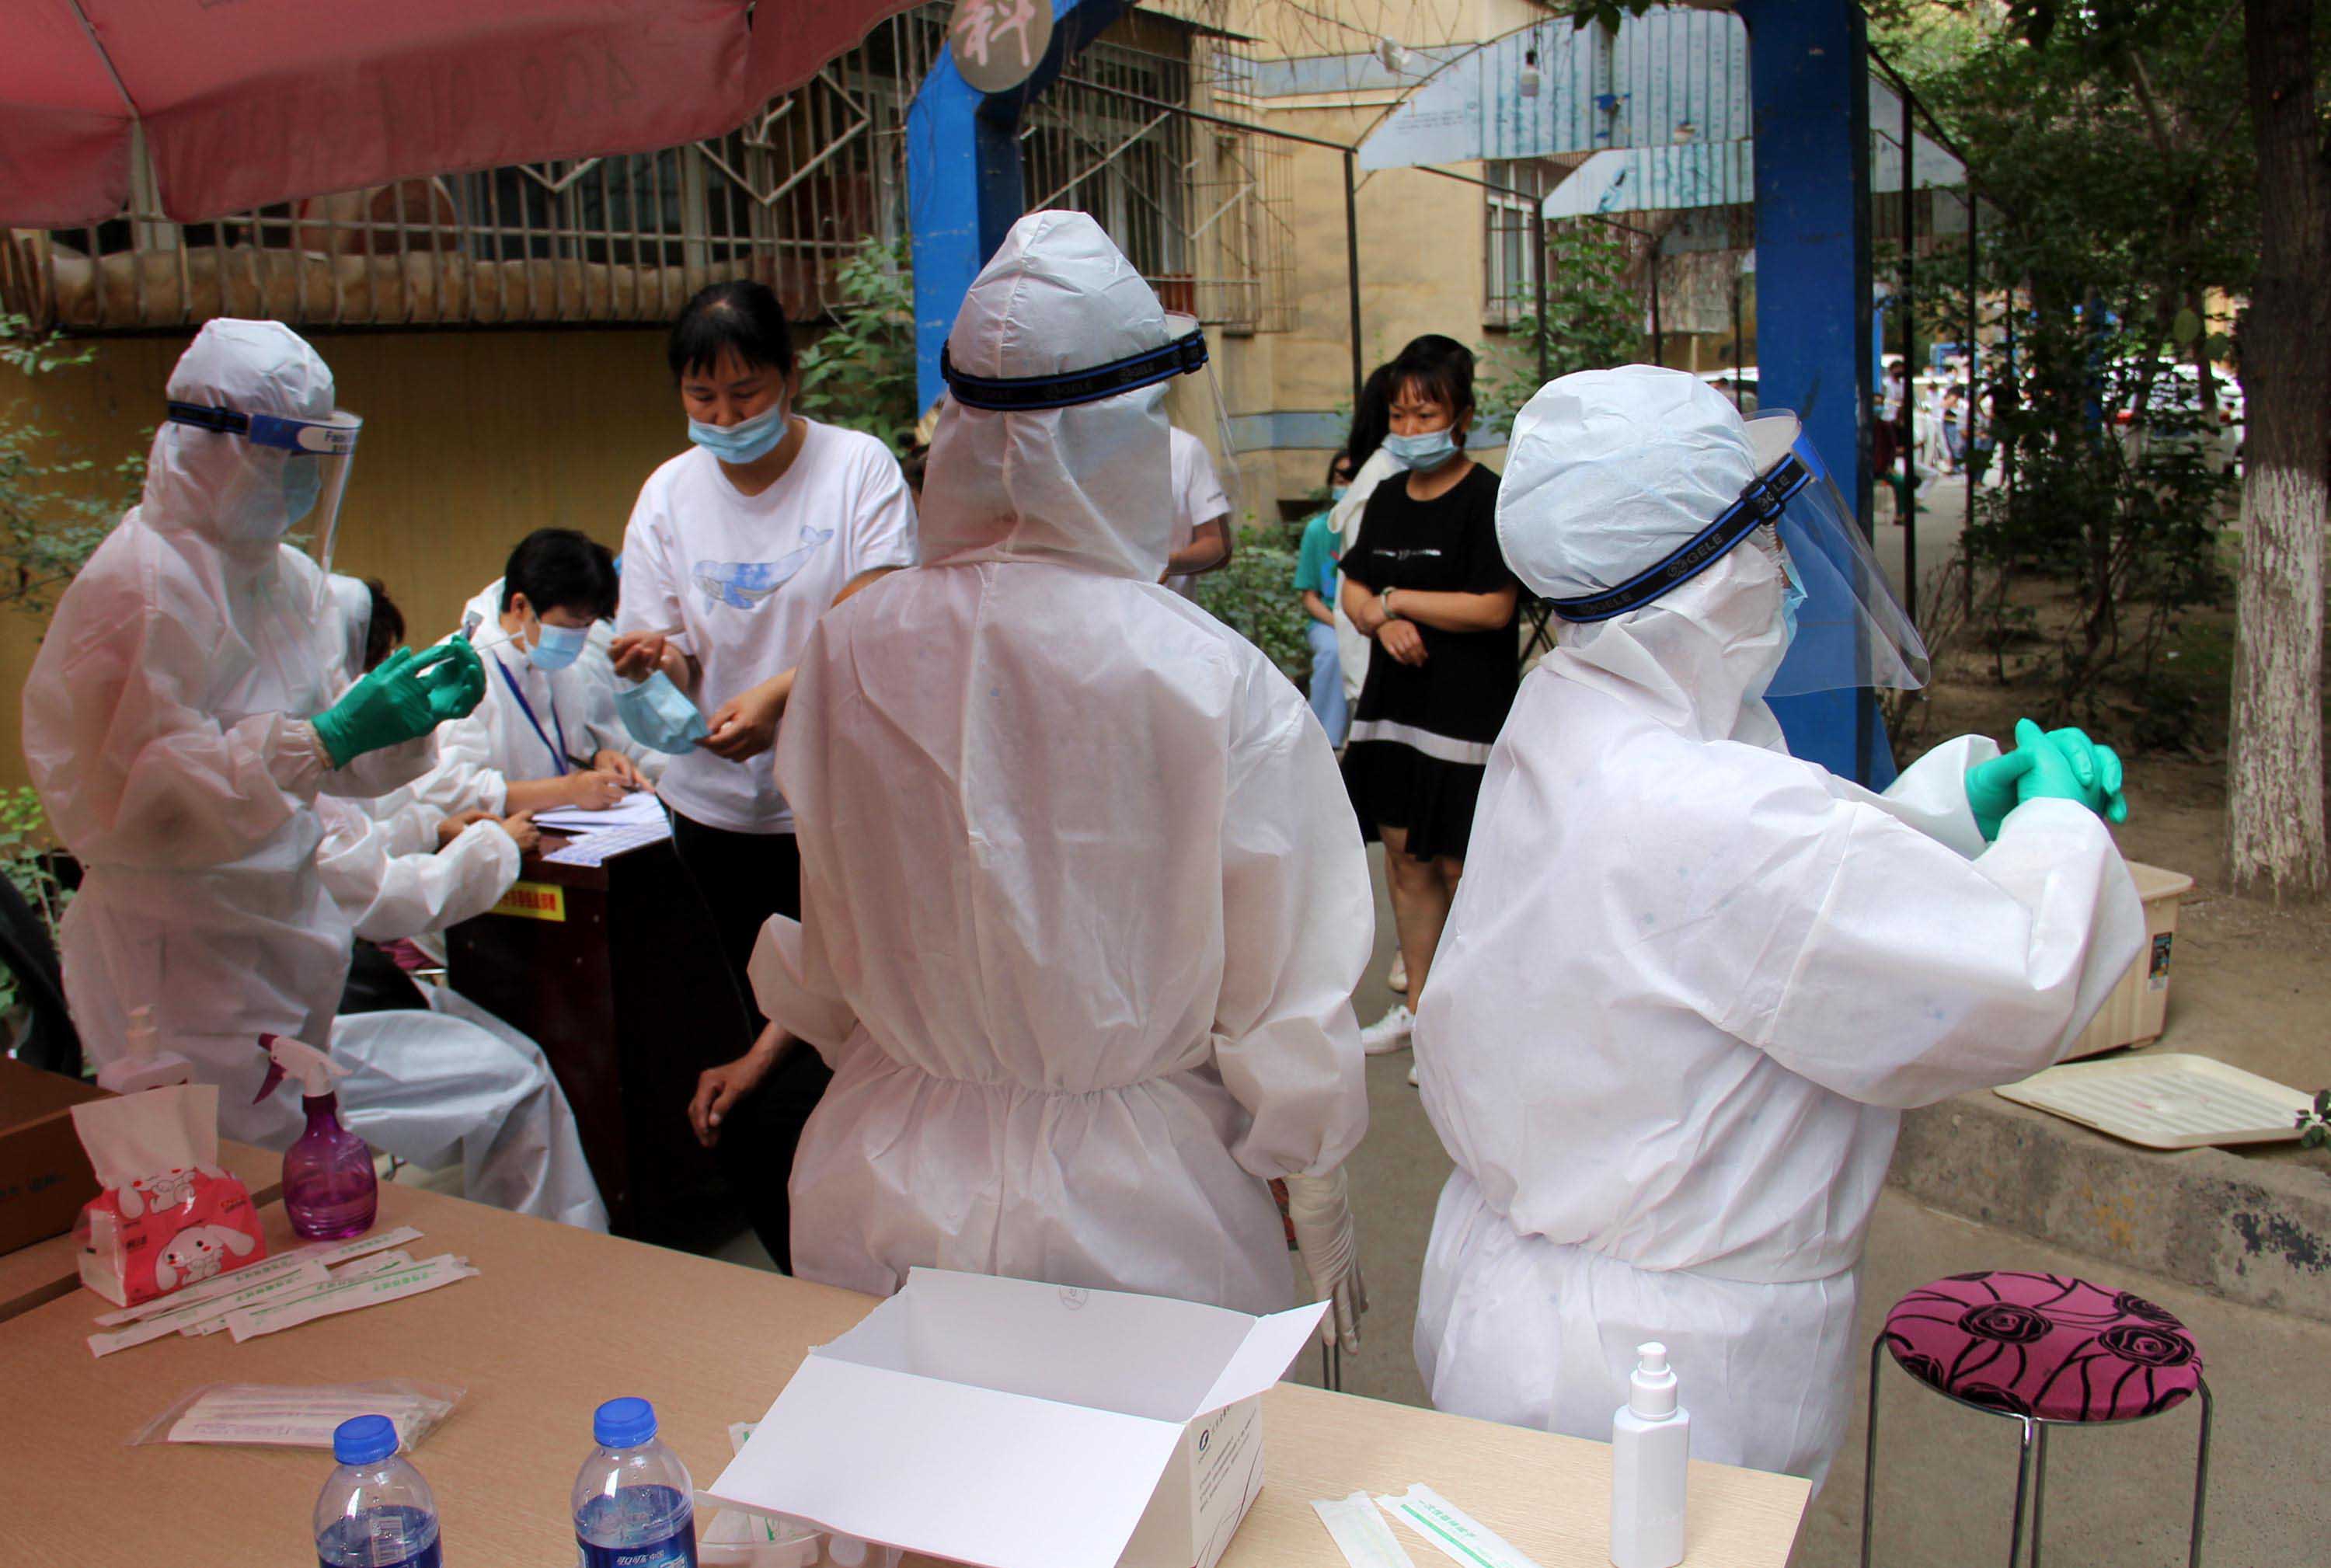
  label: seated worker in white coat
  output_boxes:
[741,211,1373,1348]
[1412,367,2147,1484]
[22,319,487,1146]
[312,795,609,1230]
[417,528,660,817]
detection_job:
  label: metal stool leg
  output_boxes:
[2029,1423,2051,1568]
[2189,1378,2213,1567]
[2005,1416,2037,1568]
[1860,1337,1886,1568]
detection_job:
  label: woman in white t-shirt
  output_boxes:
[609,280,918,1267]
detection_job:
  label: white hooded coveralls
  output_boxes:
[23,321,441,1146]
[312,798,609,1231]
[1412,368,2146,1483]
[748,211,1372,1314]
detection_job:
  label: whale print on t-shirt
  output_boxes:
[693,527,837,610]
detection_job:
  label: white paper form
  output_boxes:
[542,820,672,866]
[533,792,670,834]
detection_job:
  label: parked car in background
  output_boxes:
[2113,362,2243,476]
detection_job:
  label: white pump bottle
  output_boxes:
[96,1005,195,1094]
[1609,1341,1689,1568]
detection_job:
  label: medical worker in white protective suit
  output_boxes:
[745,211,1372,1343]
[311,794,609,1229]
[1412,366,2147,1483]
[23,319,488,1148]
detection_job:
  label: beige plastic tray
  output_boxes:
[1995,1052,2313,1150]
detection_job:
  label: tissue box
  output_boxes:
[71,1085,267,1306]
[0,1057,107,1256]
[708,1269,1326,1568]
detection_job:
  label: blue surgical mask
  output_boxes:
[1330,486,1350,501]
[527,621,588,671]
[615,671,709,754]
[282,457,322,527]
[1382,428,1459,473]
[688,402,789,465]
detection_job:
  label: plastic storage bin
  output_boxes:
[2066,861,2193,1061]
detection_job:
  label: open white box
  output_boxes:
[706,1269,1327,1568]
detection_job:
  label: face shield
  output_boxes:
[164,397,362,577]
[939,305,1240,546]
[1156,314,1245,542]
[1545,409,1928,697]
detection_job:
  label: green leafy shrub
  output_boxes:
[4,312,143,615]
[793,239,919,455]
[1193,525,1312,691]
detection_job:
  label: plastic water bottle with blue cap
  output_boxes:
[574,1397,698,1566]
[315,1414,442,1566]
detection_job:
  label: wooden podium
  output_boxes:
[446,835,751,1245]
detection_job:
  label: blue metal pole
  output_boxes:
[1737,0,1894,786]
[907,0,1134,413]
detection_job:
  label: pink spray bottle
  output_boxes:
[254,1033,377,1239]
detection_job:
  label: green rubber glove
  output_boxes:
[410,638,486,723]
[1963,747,2027,841]
[2025,720,2129,824]
[311,647,440,768]
[1965,718,2131,841]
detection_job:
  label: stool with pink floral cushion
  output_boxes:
[1860,1270,2210,1566]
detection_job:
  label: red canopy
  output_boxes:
[0,0,917,228]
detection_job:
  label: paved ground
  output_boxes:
[1873,470,1973,613]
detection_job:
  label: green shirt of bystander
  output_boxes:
[1295,509,1340,602]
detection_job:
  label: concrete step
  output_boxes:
[1890,1085,2331,1324]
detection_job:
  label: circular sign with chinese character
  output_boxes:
[949,0,1054,94]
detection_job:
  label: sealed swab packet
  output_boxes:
[225,1252,477,1342]
[1375,1484,1546,1568]
[1313,1490,1419,1568]
[130,1381,462,1450]
[86,1227,427,1357]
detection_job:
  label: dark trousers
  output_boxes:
[667,810,834,1273]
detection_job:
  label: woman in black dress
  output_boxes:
[1337,340,1519,1064]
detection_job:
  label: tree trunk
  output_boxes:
[2228,0,2330,900]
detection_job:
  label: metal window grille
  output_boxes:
[1014,15,1291,331]
[2,9,951,333]
[2,5,1290,340]
[1483,159,1560,326]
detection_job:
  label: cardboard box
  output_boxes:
[708,1269,1326,1568]
[2067,861,2194,1061]
[0,1058,106,1256]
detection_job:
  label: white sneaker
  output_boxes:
[1360,1004,1414,1055]
[1406,1061,1420,1088]
[1386,953,1409,994]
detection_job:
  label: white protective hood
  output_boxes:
[1498,364,1792,749]
[918,211,1175,581]
[1411,365,2148,1482]
[148,319,340,556]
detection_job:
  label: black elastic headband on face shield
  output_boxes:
[1547,451,1813,624]
[940,328,1208,413]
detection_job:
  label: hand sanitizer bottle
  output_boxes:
[1609,1342,1689,1568]
[254,1033,377,1239]
[96,1006,195,1093]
